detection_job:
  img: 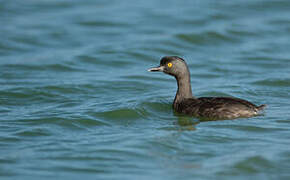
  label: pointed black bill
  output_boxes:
[147,66,164,72]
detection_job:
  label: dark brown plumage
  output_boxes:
[148,56,266,120]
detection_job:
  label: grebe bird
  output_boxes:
[148,56,266,120]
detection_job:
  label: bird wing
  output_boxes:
[177,97,260,119]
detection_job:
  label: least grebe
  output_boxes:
[148,56,266,120]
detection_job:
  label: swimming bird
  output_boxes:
[148,56,266,120]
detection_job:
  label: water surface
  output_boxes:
[1,0,290,179]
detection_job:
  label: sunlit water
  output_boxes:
[1,0,290,179]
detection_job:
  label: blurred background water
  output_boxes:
[1,0,290,179]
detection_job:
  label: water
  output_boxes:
[1,0,290,179]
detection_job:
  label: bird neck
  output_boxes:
[174,73,193,104]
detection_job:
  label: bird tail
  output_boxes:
[257,104,266,111]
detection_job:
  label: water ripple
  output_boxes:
[253,79,290,87]
[175,31,240,46]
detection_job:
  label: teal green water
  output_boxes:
[1,0,290,179]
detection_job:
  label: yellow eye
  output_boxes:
[167,63,172,68]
